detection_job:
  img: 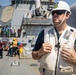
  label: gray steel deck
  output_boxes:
[0,51,40,75]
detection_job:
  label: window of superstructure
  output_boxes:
[24,1,35,4]
[16,1,19,4]
[41,1,54,5]
[24,1,26,4]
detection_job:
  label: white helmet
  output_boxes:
[9,39,12,43]
[52,1,71,14]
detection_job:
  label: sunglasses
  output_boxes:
[52,10,66,16]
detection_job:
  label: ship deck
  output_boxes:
[0,51,40,75]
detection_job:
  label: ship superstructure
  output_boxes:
[0,0,54,50]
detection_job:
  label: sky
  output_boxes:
[0,0,76,6]
[0,0,11,6]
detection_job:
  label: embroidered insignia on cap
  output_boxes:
[54,2,58,8]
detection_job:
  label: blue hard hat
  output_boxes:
[18,42,21,45]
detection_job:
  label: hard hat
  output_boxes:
[17,42,21,45]
[52,1,71,13]
[9,39,12,43]
[13,38,16,41]
[19,44,23,47]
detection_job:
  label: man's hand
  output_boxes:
[38,43,52,56]
[61,49,76,64]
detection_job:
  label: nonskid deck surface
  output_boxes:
[0,51,40,75]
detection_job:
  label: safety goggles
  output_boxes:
[52,10,66,16]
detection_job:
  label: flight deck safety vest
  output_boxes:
[12,40,17,47]
[39,25,76,75]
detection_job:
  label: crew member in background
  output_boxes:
[17,42,21,57]
[0,40,6,59]
[18,44,24,59]
[32,1,76,75]
[11,38,18,57]
[6,39,13,56]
